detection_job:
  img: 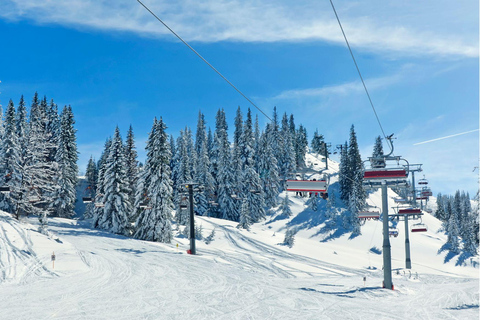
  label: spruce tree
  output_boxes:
[371,136,385,168]
[339,141,349,201]
[101,127,131,235]
[124,125,138,209]
[237,198,251,230]
[51,105,78,218]
[280,194,292,217]
[134,118,174,242]
[0,100,20,213]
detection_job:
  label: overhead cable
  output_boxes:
[137,0,272,122]
[328,0,389,144]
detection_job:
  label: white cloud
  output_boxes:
[0,0,477,58]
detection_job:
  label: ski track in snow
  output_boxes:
[0,179,479,320]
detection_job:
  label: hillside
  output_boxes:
[0,153,478,319]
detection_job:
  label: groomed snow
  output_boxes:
[0,153,478,319]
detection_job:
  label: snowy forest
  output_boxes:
[0,93,478,256]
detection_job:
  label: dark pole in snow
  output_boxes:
[381,181,393,289]
[405,215,411,269]
[187,184,196,255]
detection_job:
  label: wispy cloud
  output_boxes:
[271,73,401,100]
[0,0,477,58]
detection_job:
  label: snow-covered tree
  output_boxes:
[134,118,174,243]
[371,136,385,168]
[280,194,292,217]
[258,124,280,207]
[237,198,251,230]
[99,127,131,235]
[0,100,20,214]
[124,125,138,209]
[283,228,296,248]
[311,129,325,154]
[25,93,58,231]
[214,109,239,221]
[339,141,349,202]
[51,105,78,218]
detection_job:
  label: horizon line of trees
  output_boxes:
[0,93,78,233]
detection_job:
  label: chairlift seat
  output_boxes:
[398,208,422,214]
[363,168,407,180]
[389,229,399,237]
[358,211,380,219]
[411,224,427,232]
[82,197,93,203]
[95,203,105,208]
[0,186,10,192]
[286,180,327,192]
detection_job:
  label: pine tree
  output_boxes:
[283,228,296,248]
[84,156,97,219]
[124,125,138,210]
[347,125,366,234]
[435,193,446,221]
[280,194,292,217]
[237,198,251,230]
[311,129,325,154]
[310,193,318,211]
[25,93,58,231]
[371,136,385,168]
[214,109,239,221]
[51,105,78,218]
[101,127,131,235]
[92,138,111,228]
[0,100,20,213]
[278,113,296,186]
[339,141,349,202]
[85,156,98,192]
[258,124,280,207]
[295,125,308,169]
[134,118,174,242]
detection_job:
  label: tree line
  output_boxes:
[0,93,78,233]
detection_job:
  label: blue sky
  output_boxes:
[0,0,478,196]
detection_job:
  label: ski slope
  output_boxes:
[0,154,478,319]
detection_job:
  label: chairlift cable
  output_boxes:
[137,0,272,122]
[328,0,388,145]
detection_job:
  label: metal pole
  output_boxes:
[188,184,196,255]
[411,171,416,207]
[324,142,329,170]
[381,181,393,289]
[404,215,411,269]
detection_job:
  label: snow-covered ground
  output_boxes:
[0,154,478,319]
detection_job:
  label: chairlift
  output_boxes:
[286,179,327,192]
[28,196,41,203]
[363,167,407,180]
[82,197,93,203]
[394,197,406,203]
[139,202,152,209]
[418,176,428,185]
[421,189,432,197]
[179,203,188,209]
[398,208,422,215]
[0,186,10,193]
[94,202,105,208]
[411,223,427,233]
[389,228,399,237]
[358,210,380,220]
